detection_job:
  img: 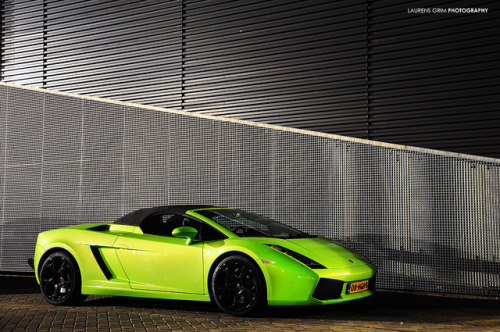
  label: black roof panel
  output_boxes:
[114,205,215,226]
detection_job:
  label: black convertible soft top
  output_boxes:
[114,205,215,226]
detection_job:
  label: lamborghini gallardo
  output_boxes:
[34,206,376,315]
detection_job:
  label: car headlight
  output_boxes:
[266,244,326,269]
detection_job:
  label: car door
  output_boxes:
[114,213,204,294]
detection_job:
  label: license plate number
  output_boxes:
[347,279,369,294]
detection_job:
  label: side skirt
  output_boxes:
[81,285,211,302]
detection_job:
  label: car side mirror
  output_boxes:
[172,226,198,245]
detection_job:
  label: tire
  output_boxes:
[39,251,84,305]
[211,255,266,316]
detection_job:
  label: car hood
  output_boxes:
[247,236,371,269]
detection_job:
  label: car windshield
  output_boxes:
[196,209,314,239]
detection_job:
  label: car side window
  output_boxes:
[202,223,227,241]
[140,213,201,240]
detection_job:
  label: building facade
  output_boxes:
[2,0,499,158]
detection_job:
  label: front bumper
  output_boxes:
[310,274,376,304]
[266,263,376,306]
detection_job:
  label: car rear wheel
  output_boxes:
[39,251,84,305]
[211,255,266,316]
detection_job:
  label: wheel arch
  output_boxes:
[36,244,81,282]
[207,250,268,302]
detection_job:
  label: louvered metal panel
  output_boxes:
[1,0,500,158]
[43,0,182,109]
[1,0,44,87]
[182,0,369,137]
[367,0,500,158]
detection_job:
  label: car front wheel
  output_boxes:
[39,251,84,305]
[211,255,266,316]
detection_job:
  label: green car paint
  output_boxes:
[34,206,376,315]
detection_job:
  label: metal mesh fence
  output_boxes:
[0,82,499,296]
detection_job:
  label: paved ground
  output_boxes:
[1,274,499,331]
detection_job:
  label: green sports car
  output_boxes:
[34,206,376,315]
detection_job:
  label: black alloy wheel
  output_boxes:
[211,255,265,316]
[39,251,83,305]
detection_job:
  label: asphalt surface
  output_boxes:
[1,273,499,331]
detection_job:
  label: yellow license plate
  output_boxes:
[347,279,369,294]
